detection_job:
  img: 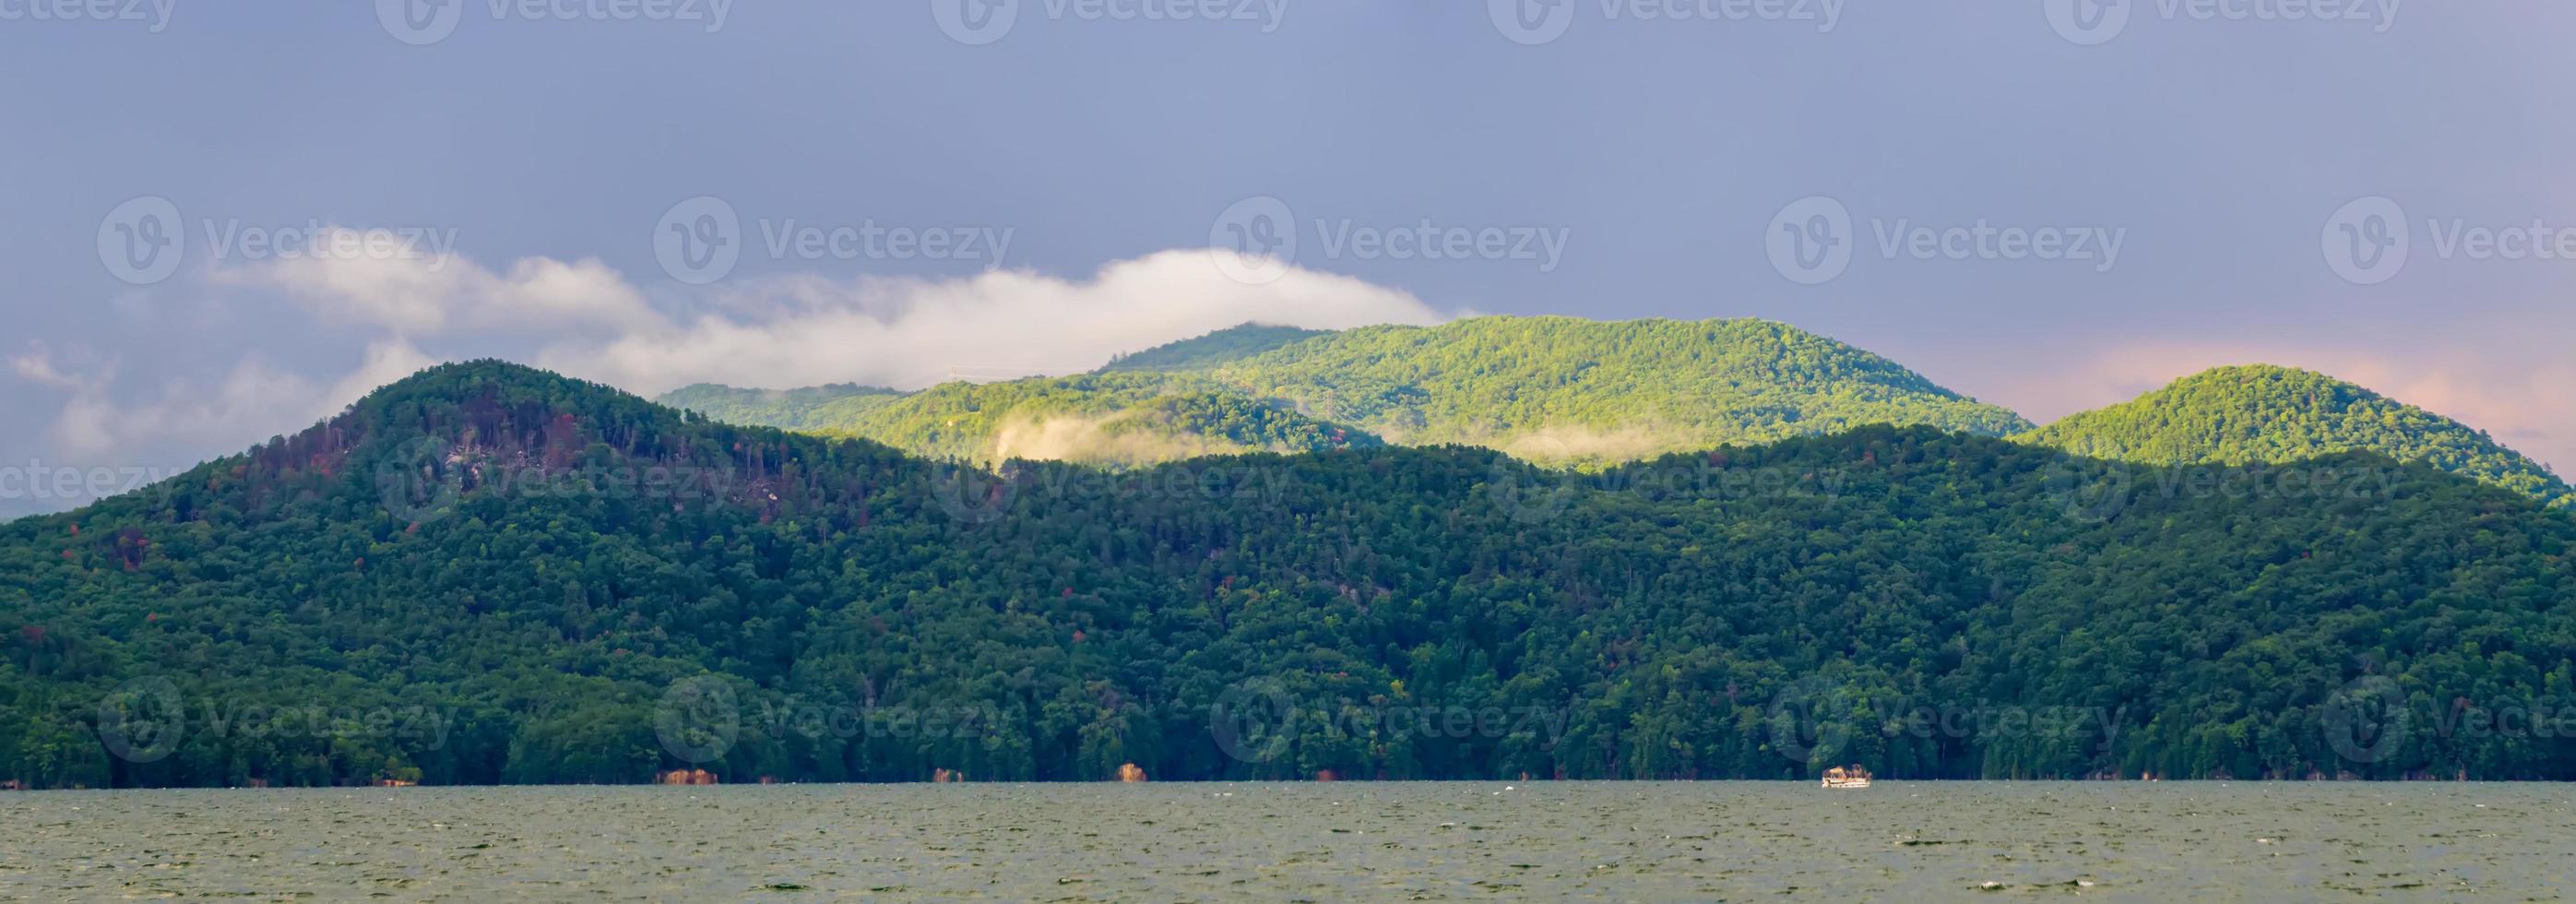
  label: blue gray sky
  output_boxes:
[5,1,2572,517]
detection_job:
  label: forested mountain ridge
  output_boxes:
[658,316,2035,466]
[656,383,906,433]
[1098,323,1331,373]
[6,360,2576,788]
[659,322,2570,507]
[2022,365,2572,508]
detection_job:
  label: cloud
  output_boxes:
[6,248,1442,512]
[226,242,1448,396]
[534,250,1446,394]
[8,345,81,389]
[219,231,657,337]
[2014,341,2576,477]
[38,340,440,462]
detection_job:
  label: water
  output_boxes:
[4,782,2570,900]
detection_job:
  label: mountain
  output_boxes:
[2023,365,2572,507]
[660,316,2035,466]
[1164,317,2034,452]
[1098,322,1330,373]
[6,360,2575,789]
[656,383,906,433]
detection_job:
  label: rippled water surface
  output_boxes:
[5,782,2572,900]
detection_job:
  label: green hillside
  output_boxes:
[657,383,905,433]
[1180,316,2034,451]
[2023,365,2572,507]
[661,316,2036,466]
[6,361,2575,788]
[1099,323,1330,373]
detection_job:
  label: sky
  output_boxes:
[4,1,2573,517]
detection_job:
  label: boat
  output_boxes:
[1821,766,1873,789]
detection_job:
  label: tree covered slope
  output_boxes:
[6,361,2575,789]
[657,383,906,433]
[1098,323,1331,373]
[661,316,2036,466]
[1177,316,2034,453]
[2022,365,2572,507]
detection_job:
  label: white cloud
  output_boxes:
[219,231,657,337]
[535,250,1446,394]
[8,248,1442,504]
[37,340,441,463]
[7,345,80,389]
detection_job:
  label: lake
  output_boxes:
[4,782,2570,899]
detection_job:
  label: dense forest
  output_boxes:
[658,317,2036,467]
[5,360,2574,788]
[2020,364,2573,507]
[659,320,2570,513]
